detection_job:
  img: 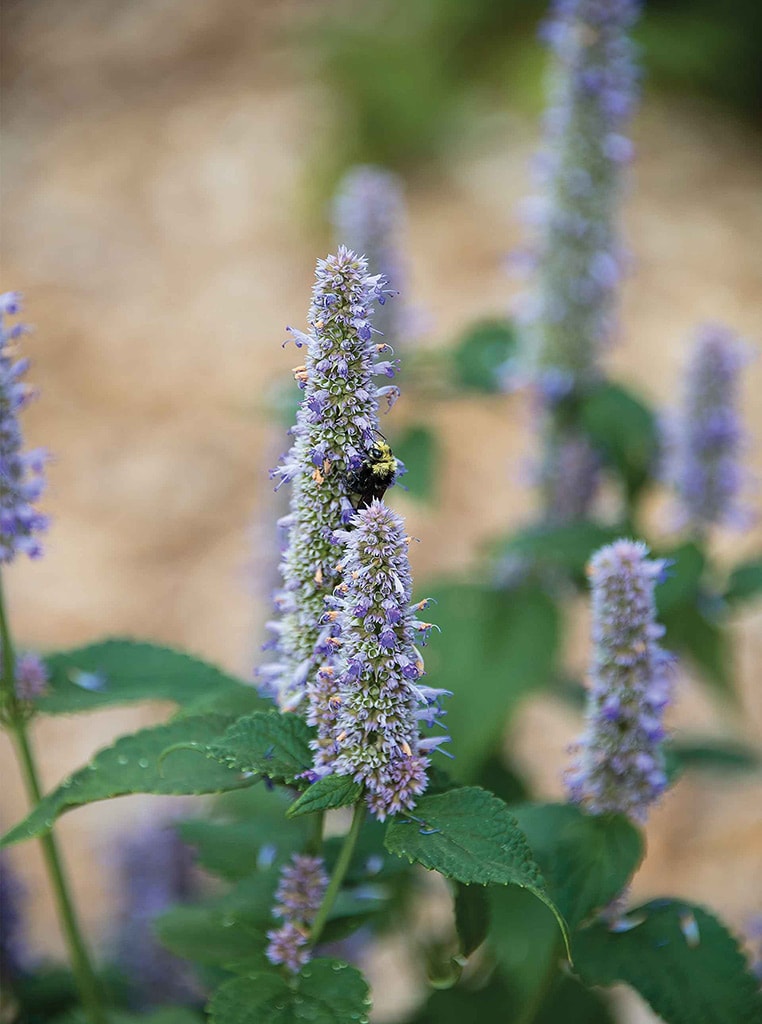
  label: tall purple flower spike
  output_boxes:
[332,165,407,351]
[521,0,641,392]
[266,854,328,973]
[668,323,747,534]
[309,500,449,821]
[259,248,398,712]
[566,539,674,823]
[0,292,48,562]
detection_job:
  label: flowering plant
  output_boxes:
[1,3,760,1023]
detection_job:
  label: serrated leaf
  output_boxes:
[424,582,560,778]
[454,882,490,956]
[580,382,659,499]
[384,787,569,952]
[451,318,517,393]
[725,559,762,604]
[37,639,264,716]
[573,899,762,1024]
[207,959,370,1024]
[208,711,313,784]
[512,803,644,930]
[394,424,438,502]
[287,775,363,817]
[1,715,252,847]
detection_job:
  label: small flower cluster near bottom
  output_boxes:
[266,854,329,973]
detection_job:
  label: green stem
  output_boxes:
[309,800,365,947]
[0,575,108,1024]
[307,810,325,857]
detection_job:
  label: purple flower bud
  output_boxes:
[0,293,48,562]
[266,854,328,973]
[519,1,641,388]
[566,539,674,823]
[14,651,48,701]
[666,324,748,533]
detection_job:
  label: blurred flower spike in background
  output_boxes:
[0,292,48,563]
[521,0,641,392]
[566,539,674,823]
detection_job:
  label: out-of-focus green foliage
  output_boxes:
[307,0,761,181]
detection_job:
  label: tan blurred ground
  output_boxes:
[1,1,761,1020]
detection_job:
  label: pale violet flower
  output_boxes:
[566,539,674,823]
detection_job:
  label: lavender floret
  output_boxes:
[313,500,449,821]
[566,539,674,823]
[0,292,48,562]
[14,651,49,701]
[260,248,396,712]
[332,166,407,351]
[265,854,328,973]
[667,323,747,533]
[520,0,641,388]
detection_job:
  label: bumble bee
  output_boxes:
[346,434,398,510]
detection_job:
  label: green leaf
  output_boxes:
[1,715,252,847]
[579,382,659,499]
[533,975,616,1024]
[451,319,517,393]
[394,424,438,501]
[155,871,277,968]
[37,639,264,717]
[665,738,761,780]
[406,972,515,1024]
[54,1011,203,1024]
[208,711,313,784]
[725,559,762,605]
[573,899,762,1024]
[476,753,530,806]
[488,886,560,1012]
[662,603,733,698]
[384,787,569,952]
[454,882,490,957]
[178,786,310,881]
[492,522,621,586]
[511,803,644,931]
[287,775,363,818]
[424,582,560,777]
[655,542,705,614]
[207,959,370,1024]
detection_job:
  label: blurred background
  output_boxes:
[1,1,761,1020]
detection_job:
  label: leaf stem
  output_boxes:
[309,800,365,947]
[0,573,108,1024]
